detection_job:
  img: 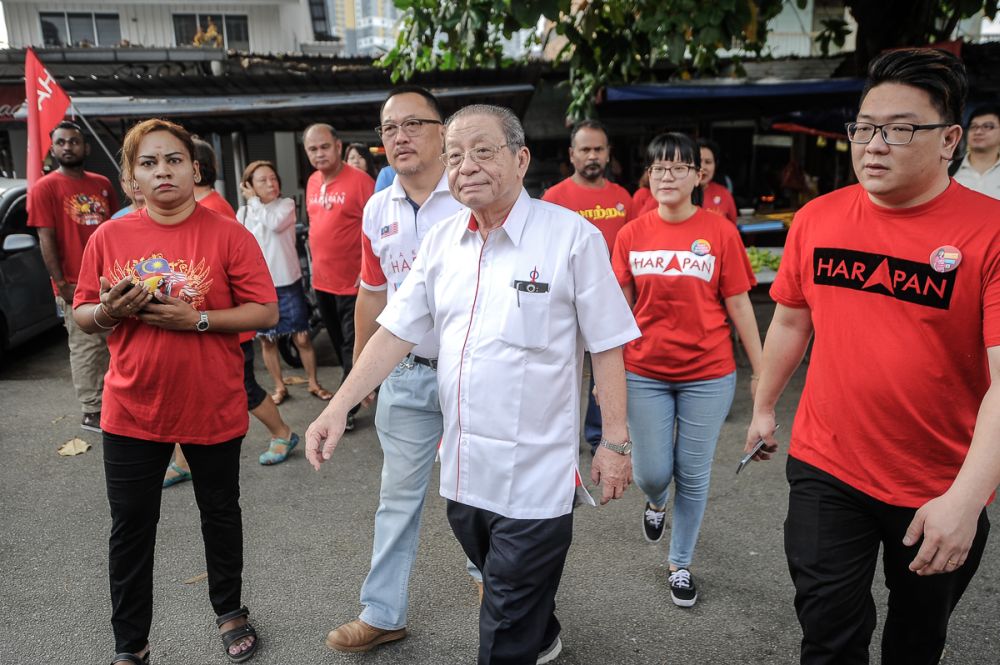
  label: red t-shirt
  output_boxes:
[306,165,375,295]
[703,181,737,223]
[633,187,656,215]
[74,205,277,444]
[771,181,1000,507]
[198,190,237,219]
[612,208,753,382]
[27,170,119,291]
[542,178,632,253]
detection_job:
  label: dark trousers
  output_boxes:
[103,433,245,653]
[315,290,359,414]
[784,456,990,665]
[446,500,572,665]
[584,371,602,454]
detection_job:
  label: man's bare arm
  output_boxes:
[590,346,632,504]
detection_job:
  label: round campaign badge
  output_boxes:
[691,239,711,256]
[616,202,625,212]
[713,195,722,205]
[929,245,962,273]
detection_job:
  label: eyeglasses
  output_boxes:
[441,144,511,167]
[647,164,696,179]
[969,122,999,132]
[845,122,949,145]
[375,118,442,140]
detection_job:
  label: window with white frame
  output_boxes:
[173,14,250,51]
[40,12,121,47]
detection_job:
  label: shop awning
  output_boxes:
[606,77,865,102]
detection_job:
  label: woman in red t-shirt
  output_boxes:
[73,119,277,665]
[611,132,762,609]
[697,138,738,223]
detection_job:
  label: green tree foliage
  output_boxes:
[380,0,786,120]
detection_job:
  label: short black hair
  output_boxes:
[969,104,1000,125]
[191,137,217,186]
[646,132,702,206]
[49,120,83,140]
[379,85,443,122]
[570,119,608,146]
[862,48,967,125]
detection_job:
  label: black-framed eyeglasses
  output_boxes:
[969,122,999,132]
[647,163,696,180]
[375,118,443,140]
[441,144,511,167]
[845,122,950,145]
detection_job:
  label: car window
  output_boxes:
[0,194,31,241]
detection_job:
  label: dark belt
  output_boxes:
[405,354,438,370]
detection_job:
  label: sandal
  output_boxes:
[162,462,192,488]
[216,606,259,663]
[258,433,299,465]
[271,388,288,405]
[308,385,333,401]
[111,650,149,664]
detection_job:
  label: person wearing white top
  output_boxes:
[954,104,1000,200]
[238,161,331,407]
[306,104,640,665]
[322,86,482,655]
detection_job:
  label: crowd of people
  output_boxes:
[23,46,1000,665]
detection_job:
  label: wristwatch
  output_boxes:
[195,311,210,332]
[599,438,632,455]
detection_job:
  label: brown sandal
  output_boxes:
[308,386,333,401]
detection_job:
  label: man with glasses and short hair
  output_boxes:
[29,120,119,433]
[303,123,375,430]
[306,104,639,664]
[746,48,1000,665]
[954,104,1000,199]
[323,85,482,654]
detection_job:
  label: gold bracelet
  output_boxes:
[93,304,120,330]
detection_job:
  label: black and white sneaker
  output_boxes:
[668,568,698,607]
[344,413,356,432]
[536,636,562,664]
[81,412,102,433]
[642,502,666,542]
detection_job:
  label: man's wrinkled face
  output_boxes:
[51,128,88,168]
[569,127,609,182]
[444,114,529,212]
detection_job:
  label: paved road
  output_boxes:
[1,320,997,664]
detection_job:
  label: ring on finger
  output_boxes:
[947,559,959,566]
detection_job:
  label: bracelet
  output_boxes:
[93,303,120,330]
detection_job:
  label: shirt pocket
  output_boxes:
[499,287,551,349]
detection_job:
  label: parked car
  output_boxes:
[0,178,62,364]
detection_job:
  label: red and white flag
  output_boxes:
[25,47,71,187]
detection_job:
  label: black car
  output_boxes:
[0,178,62,364]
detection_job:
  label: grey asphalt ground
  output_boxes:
[1,301,997,665]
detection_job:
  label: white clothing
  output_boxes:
[360,172,463,358]
[378,189,640,519]
[238,197,300,287]
[954,154,1000,200]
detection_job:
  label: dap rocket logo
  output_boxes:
[812,248,956,310]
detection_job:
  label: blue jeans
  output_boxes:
[626,370,736,568]
[359,360,480,630]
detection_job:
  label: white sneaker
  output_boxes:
[536,636,562,664]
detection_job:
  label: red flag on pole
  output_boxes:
[25,47,71,187]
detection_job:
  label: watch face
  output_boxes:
[196,312,209,331]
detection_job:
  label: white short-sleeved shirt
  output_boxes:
[360,172,464,358]
[378,189,640,519]
[954,154,1000,200]
[238,197,300,287]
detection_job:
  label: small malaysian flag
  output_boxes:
[380,222,399,238]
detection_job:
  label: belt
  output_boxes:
[402,354,438,370]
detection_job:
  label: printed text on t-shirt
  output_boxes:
[630,250,716,282]
[812,247,956,309]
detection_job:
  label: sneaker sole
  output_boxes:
[536,636,562,664]
[80,423,102,433]
[670,591,698,608]
[325,628,407,653]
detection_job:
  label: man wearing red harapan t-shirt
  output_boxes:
[303,123,375,429]
[543,119,633,456]
[746,49,1000,665]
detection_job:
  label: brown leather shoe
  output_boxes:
[325,619,407,653]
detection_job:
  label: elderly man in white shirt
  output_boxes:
[954,104,1000,199]
[306,104,639,665]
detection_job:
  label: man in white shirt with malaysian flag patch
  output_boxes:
[306,104,640,664]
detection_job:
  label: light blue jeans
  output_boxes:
[626,370,736,569]
[359,360,481,630]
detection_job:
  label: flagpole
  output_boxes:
[72,104,121,176]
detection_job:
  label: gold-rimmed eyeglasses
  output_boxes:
[440,144,510,168]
